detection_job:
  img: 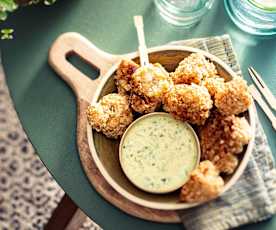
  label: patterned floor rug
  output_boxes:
[0,64,101,229]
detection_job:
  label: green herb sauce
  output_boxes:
[120,113,199,193]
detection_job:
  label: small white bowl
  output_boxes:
[119,112,201,194]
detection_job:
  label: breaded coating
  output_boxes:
[214,77,252,116]
[171,53,217,85]
[129,93,160,114]
[115,59,139,95]
[163,84,213,125]
[131,63,173,99]
[199,112,252,174]
[202,76,225,97]
[87,93,133,139]
[180,161,224,203]
[214,154,239,175]
[130,63,173,113]
[233,115,252,145]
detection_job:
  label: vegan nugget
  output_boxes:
[115,59,139,95]
[87,93,133,139]
[171,53,217,85]
[163,84,213,125]
[130,63,173,113]
[180,161,224,203]
[199,112,252,174]
[214,77,252,116]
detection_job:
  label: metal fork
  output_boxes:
[249,85,276,131]
[248,67,276,131]
[248,66,276,111]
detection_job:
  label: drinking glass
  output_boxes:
[224,0,276,35]
[154,0,215,27]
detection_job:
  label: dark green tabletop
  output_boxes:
[1,0,276,229]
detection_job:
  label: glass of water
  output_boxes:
[154,0,215,27]
[224,0,276,35]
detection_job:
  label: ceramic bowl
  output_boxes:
[87,46,256,210]
[119,112,201,194]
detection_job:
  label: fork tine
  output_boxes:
[249,66,265,88]
[248,66,276,111]
[249,85,276,131]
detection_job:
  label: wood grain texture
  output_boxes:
[48,32,255,223]
[48,32,117,101]
[48,32,181,223]
[44,194,78,230]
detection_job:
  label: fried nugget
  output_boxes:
[87,93,133,139]
[163,84,213,125]
[213,154,239,175]
[214,77,252,116]
[202,76,225,97]
[171,53,217,85]
[129,93,160,114]
[180,161,224,203]
[131,63,173,99]
[130,63,173,113]
[199,112,252,174]
[115,59,139,95]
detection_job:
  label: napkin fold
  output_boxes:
[169,35,276,230]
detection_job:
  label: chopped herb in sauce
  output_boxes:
[120,113,199,193]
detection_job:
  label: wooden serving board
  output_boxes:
[48,32,181,223]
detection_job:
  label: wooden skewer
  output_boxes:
[134,15,149,67]
[249,85,276,131]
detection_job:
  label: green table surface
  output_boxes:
[1,0,276,229]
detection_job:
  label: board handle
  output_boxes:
[48,32,118,101]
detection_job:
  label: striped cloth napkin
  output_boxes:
[169,35,276,230]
